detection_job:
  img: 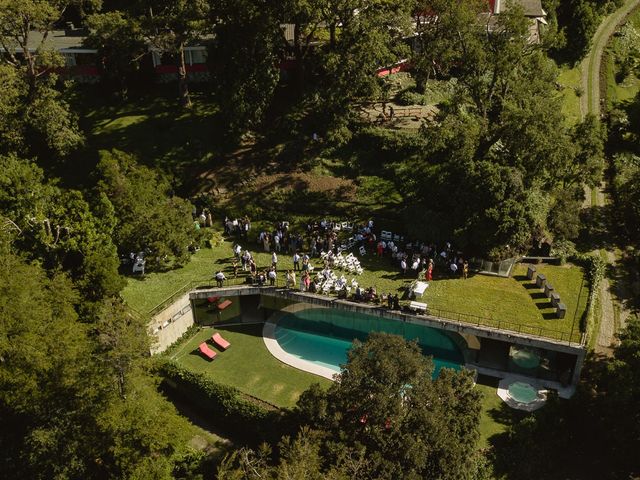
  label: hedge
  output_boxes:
[572,253,606,340]
[157,361,285,445]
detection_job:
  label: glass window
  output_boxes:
[190,48,207,64]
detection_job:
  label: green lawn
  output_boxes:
[476,379,512,448]
[79,87,222,187]
[169,323,514,445]
[605,49,640,106]
[604,10,640,108]
[123,237,588,342]
[557,66,583,125]
[169,323,331,408]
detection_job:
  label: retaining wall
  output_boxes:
[148,293,195,354]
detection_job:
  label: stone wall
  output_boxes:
[148,293,194,354]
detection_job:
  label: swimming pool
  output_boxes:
[510,346,541,369]
[273,308,464,378]
[508,381,539,403]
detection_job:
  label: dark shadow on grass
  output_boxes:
[530,292,547,300]
[189,349,208,360]
[513,275,529,282]
[523,283,539,290]
[158,389,235,449]
[381,272,405,280]
[535,301,554,310]
[487,399,529,427]
[216,322,266,339]
[542,312,559,320]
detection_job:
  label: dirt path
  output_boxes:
[580,1,640,353]
[580,0,640,117]
[593,184,617,354]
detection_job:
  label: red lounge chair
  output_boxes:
[198,342,217,360]
[217,299,232,310]
[211,332,231,350]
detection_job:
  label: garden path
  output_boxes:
[581,0,640,354]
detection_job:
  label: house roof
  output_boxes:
[26,29,89,51]
[0,29,95,53]
[492,0,545,17]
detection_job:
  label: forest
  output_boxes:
[1,0,640,478]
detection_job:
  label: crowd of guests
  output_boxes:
[214,215,472,311]
[370,238,470,281]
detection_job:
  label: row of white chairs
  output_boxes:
[315,272,359,294]
[320,251,364,275]
[380,230,405,243]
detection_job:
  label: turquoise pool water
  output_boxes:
[510,346,541,369]
[508,381,539,403]
[274,308,464,378]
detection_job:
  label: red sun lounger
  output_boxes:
[217,299,232,310]
[211,332,231,350]
[198,342,217,360]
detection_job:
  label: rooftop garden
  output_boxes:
[122,236,589,343]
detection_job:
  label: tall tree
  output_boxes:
[209,0,282,139]
[314,0,415,141]
[406,3,607,255]
[95,149,196,268]
[412,0,486,90]
[138,0,210,106]
[0,242,104,478]
[93,299,149,398]
[85,11,147,97]
[217,428,365,479]
[277,0,324,90]
[295,333,484,479]
[0,153,124,307]
[0,239,199,478]
[0,0,95,156]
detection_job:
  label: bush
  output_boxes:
[395,89,426,106]
[550,240,577,264]
[571,253,606,335]
[157,361,284,445]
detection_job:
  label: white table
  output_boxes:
[412,281,429,298]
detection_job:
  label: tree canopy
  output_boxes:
[96,149,196,267]
[0,0,92,157]
[295,333,484,479]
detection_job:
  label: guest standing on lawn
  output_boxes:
[268,268,277,286]
[426,260,433,281]
[215,270,226,287]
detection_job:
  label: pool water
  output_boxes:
[274,308,464,378]
[508,381,539,403]
[511,347,541,369]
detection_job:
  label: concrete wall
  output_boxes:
[148,293,194,354]
[188,285,588,387]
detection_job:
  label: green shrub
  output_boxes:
[571,253,606,336]
[551,240,578,264]
[157,361,284,445]
[395,89,426,106]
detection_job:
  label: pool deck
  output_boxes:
[470,365,575,399]
[262,312,338,381]
[497,376,548,411]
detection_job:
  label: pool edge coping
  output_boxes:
[262,311,339,381]
[496,376,549,411]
